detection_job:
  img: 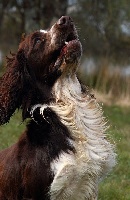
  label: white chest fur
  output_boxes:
[42,75,116,200]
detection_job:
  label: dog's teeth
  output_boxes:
[65,41,68,45]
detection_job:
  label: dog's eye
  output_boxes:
[34,38,44,47]
[34,38,41,45]
[33,37,45,47]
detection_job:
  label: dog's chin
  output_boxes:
[54,39,82,75]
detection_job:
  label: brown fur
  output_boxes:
[0,16,78,200]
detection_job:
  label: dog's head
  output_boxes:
[0,16,82,124]
[17,16,82,83]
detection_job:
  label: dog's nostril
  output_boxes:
[57,16,72,26]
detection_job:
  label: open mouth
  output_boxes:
[47,16,82,75]
[53,33,82,72]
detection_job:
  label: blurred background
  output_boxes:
[1,0,130,104]
[0,0,130,199]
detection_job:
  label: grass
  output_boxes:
[98,105,130,200]
[0,110,25,150]
[0,105,130,199]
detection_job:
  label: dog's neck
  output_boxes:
[51,74,115,173]
[52,73,97,143]
[52,74,82,102]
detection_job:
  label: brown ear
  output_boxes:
[17,49,27,67]
[0,53,23,125]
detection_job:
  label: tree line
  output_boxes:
[0,0,130,64]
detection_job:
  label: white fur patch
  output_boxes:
[30,104,43,121]
[40,29,48,33]
[39,75,116,200]
[29,20,113,198]
[50,151,100,200]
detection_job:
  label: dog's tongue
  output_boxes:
[54,40,82,73]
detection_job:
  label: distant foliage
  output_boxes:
[1,0,130,63]
[70,0,130,63]
[78,59,130,105]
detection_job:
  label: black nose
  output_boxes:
[57,16,73,26]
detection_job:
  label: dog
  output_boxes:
[0,16,116,200]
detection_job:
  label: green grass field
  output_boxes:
[99,106,130,200]
[0,105,130,200]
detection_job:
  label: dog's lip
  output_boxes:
[53,39,82,71]
[60,39,82,61]
[62,39,80,51]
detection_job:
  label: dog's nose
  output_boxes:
[57,16,73,26]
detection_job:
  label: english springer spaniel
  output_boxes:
[0,16,116,200]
